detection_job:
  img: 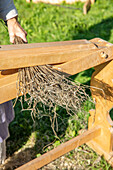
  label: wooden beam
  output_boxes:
[0,40,97,70]
[0,38,112,104]
[0,70,18,104]
[16,126,101,170]
[0,38,112,71]
[90,37,113,46]
[53,44,113,75]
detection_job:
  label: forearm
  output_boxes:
[0,0,18,21]
[0,0,27,43]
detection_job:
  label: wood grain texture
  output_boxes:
[0,70,18,104]
[54,44,113,74]
[0,40,97,70]
[87,140,113,165]
[0,38,113,104]
[85,59,113,167]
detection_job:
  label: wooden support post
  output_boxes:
[86,59,113,165]
[16,126,101,170]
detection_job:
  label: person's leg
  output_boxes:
[0,101,14,164]
[0,140,6,164]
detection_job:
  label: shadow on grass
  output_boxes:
[72,16,113,94]
[73,17,113,41]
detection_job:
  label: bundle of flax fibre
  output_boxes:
[14,37,90,117]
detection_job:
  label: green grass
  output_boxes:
[0,0,113,169]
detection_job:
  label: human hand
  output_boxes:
[7,17,27,44]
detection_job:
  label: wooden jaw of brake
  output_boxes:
[0,38,113,168]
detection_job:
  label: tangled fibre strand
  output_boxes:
[16,65,90,118]
[14,36,91,120]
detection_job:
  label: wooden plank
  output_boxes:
[0,40,92,51]
[53,44,113,75]
[0,48,95,104]
[0,39,112,104]
[0,45,113,103]
[0,40,97,70]
[0,71,18,104]
[16,126,101,170]
[90,38,113,47]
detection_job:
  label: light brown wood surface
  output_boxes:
[0,40,97,70]
[85,59,113,167]
[88,60,113,153]
[0,38,113,104]
[87,140,113,165]
[0,38,113,71]
[54,42,113,75]
[0,70,18,104]
[16,126,101,170]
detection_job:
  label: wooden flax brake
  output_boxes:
[0,37,113,169]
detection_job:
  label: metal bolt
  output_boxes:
[100,51,108,59]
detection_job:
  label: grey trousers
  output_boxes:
[0,101,14,164]
[0,140,6,164]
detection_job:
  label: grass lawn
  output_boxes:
[0,0,113,169]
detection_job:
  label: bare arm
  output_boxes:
[0,0,27,43]
[7,17,27,43]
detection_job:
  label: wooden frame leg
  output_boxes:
[86,60,113,166]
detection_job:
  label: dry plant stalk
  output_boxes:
[17,65,90,116]
[14,36,92,125]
